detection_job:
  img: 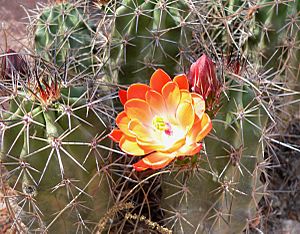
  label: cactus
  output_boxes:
[247,0,300,115]
[1,0,299,233]
[196,0,300,104]
[0,62,114,232]
[101,0,291,233]
[109,0,193,84]
[194,0,299,84]
[246,0,300,78]
[105,49,270,233]
[34,1,97,75]
[157,2,298,232]
[161,75,268,233]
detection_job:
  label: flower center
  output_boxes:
[152,116,172,136]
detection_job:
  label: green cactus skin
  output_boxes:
[194,0,300,119]
[199,0,299,82]
[0,86,112,233]
[34,2,96,74]
[247,0,300,79]
[161,80,268,233]
[109,0,193,85]
[247,0,300,115]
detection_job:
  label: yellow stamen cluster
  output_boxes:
[152,116,167,131]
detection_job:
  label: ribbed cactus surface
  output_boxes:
[0,82,112,232]
[109,0,193,84]
[1,0,298,233]
[200,0,300,81]
[34,2,96,74]
[247,0,300,79]
[161,79,267,233]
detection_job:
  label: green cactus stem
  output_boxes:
[161,77,268,233]
[0,82,113,232]
[34,2,97,75]
[109,0,193,84]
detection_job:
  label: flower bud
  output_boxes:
[188,54,221,113]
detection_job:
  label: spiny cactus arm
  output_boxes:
[1,85,114,232]
[248,1,287,63]
[151,0,192,74]
[209,85,266,233]
[34,2,96,75]
[161,81,268,233]
[111,0,155,84]
[110,0,193,85]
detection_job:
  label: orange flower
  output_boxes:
[109,69,212,171]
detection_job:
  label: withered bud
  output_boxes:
[1,49,27,79]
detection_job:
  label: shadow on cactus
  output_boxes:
[0,56,116,232]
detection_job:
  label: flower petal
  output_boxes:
[177,143,202,156]
[127,84,150,101]
[119,90,127,105]
[136,138,167,151]
[180,90,193,104]
[124,99,153,124]
[108,129,123,142]
[128,119,154,142]
[176,102,194,132]
[116,111,135,138]
[196,113,212,142]
[162,82,180,118]
[174,74,189,90]
[145,90,167,115]
[150,69,171,93]
[162,137,186,153]
[135,133,186,153]
[192,93,205,119]
[119,135,152,156]
[133,152,176,171]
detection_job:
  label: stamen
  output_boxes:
[152,116,172,136]
[152,116,167,131]
[164,123,173,136]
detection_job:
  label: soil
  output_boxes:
[0,0,46,52]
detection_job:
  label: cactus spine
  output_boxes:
[34,2,97,74]
[1,0,299,233]
[0,69,113,232]
[109,0,193,84]
[161,79,267,233]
